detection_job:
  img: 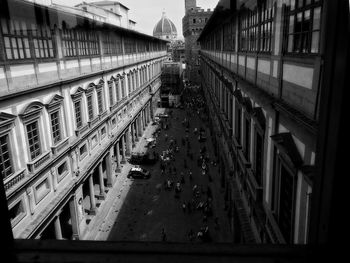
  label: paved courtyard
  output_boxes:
[84,103,233,243]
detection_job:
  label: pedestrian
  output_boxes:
[182,202,186,213]
[189,170,193,181]
[161,228,167,241]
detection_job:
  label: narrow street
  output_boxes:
[102,89,233,243]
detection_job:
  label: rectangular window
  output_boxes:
[35,178,50,203]
[57,161,68,180]
[74,100,82,128]
[236,106,242,143]
[255,131,264,185]
[284,0,322,54]
[87,95,94,120]
[32,24,55,59]
[0,134,13,179]
[244,118,251,161]
[27,121,41,160]
[97,90,104,114]
[1,18,31,60]
[9,200,25,226]
[108,81,114,106]
[278,163,295,243]
[62,28,76,57]
[91,135,98,149]
[79,144,87,157]
[259,0,274,52]
[101,127,106,137]
[239,8,259,51]
[50,111,61,144]
[115,80,120,102]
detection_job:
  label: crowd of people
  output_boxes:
[153,86,222,243]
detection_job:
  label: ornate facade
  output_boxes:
[198,0,321,244]
[0,0,167,239]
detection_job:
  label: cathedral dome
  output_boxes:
[153,12,177,40]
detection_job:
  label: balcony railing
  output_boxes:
[51,137,69,155]
[27,151,51,173]
[4,169,26,192]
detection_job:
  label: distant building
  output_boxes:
[182,0,212,84]
[74,1,136,29]
[160,62,182,107]
[153,12,177,41]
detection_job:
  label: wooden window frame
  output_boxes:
[0,18,31,61]
[283,0,322,54]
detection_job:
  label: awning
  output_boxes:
[271,132,303,169]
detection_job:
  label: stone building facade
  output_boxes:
[198,0,321,244]
[182,0,212,84]
[0,0,167,239]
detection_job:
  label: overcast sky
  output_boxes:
[52,0,219,38]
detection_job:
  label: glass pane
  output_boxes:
[1,19,8,34]
[313,7,321,30]
[25,48,31,58]
[21,21,27,35]
[6,48,12,59]
[14,20,20,34]
[311,31,319,53]
[4,37,10,48]
[289,15,294,33]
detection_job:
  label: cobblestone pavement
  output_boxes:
[85,107,233,243]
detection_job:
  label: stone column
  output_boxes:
[50,168,57,192]
[54,215,63,240]
[121,136,126,163]
[126,128,132,155]
[137,116,143,137]
[115,142,121,172]
[142,111,146,130]
[26,188,34,215]
[134,121,139,142]
[98,162,106,199]
[69,196,80,240]
[88,175,96,215]
[131,123,135,147]
[106,149,113,187]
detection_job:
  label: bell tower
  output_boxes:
[185,0,197,12]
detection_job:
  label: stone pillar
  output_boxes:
[98,162,106,199]
[126,127,132,155]
[69,196,80,240]
[134,121,139,142]
[115,142,121,172]
[54,215,63,240]
[26,188,34,215]
[106,149,113,187]
[121,136,126,163]
[88,175,96,215]
[142,111,146,130]
[131,123,136,147]
[50,168,57,192]
[137,116,143,137]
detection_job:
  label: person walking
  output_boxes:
[182,202,186,213]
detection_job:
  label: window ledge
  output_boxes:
[27,151,51,173]
[51,137,69,155]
